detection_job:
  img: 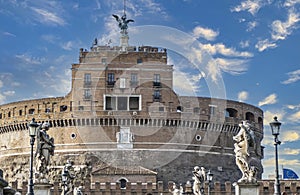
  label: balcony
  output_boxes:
[153,81,161,88]
[107,80,116,88]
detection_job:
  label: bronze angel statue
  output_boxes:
[112,14,134,32]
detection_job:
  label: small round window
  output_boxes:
[195,134,202,141]
[70,133,77,139]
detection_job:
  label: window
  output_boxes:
[45,108,50,113]
[153,74,161,87]
[101,58,107,64]
[225,108,238,117]
[117,97,127,110]
[60,105,68,112]
[159,107,164,112]
[193,107,200,113]
[29,109,35,115]
[130,73,138,87]
[105,96,116,110]
[153,90,161,101]
[0,113,2,119]
[105,95,141,111]
[209,105,217,115]
[19,110,22,116]
[107,73,115,86]
[129,97,139,110]
[78,106,84,111]
[84,73,91,86]
[84,89,91,100]
[137,58,142,64]
[120,78,126,89]
[246,112,255,121]
[177,106,183,112]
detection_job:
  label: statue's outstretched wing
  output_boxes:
[127,19,134,23]
[112,14,120,22]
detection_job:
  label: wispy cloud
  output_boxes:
[258,93,277,106]
[247,21,258,31]
[282,69,300,84]
[282,131,300,142]
[271,10,300,41]
[289,111,300,123]
[31,7,66,26]
[283,148,300,155]
[192,26,219,41]
[215,58,248,75]
[255,39,277,52]
[201,43,253,58]
[15,53,44,65]
[231,0,265,15]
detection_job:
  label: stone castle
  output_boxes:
[0,13,264,188]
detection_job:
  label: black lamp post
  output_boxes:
[269,116,282,195]
[207,170,213,195]
[27,118,39,195]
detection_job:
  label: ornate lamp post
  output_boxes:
[269,116,282,195]
[27,118,39,195]
[207,170,213,195]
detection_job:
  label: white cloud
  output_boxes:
[284,0,300,7]
[247,21,258,31]
[61,41,74,51]
[238,91,249,102]
[231,0,263,15]
[282,131,300,142]
[289,111,300,122]
[0,80,3,88]
[263,110,285,127]
[258,93,277,106]
[215,58,248,75]
[255,39,277,52]
[282,69,300,84]
[200,43,253,57]
[271,10,300,41]
[0,93,5,105]
[283,148,300,155]
[3,91,15,96]
[173,69,198,96]
[192,26,219,41]
[15,54,44,65]
[206,60,220,83]
[31,7,66,26]
[239,40,250,48]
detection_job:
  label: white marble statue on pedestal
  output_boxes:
[192,166,206,195]
[233,121,258,183]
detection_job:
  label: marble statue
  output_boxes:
[35,122,55,182]
[61,160,76,195]
[233,121,257,183]
[192,166,206,195]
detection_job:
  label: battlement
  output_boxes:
[8,180,300,195]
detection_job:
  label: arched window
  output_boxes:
[246,112,255,122]
[225,108,238,117]
[119,178,127,189]
[177,106,183,113]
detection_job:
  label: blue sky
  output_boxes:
[1,0,300,179]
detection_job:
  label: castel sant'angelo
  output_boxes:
[0,11,264,187]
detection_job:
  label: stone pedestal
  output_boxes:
[34,183,53,195]
[233,182,259,195]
